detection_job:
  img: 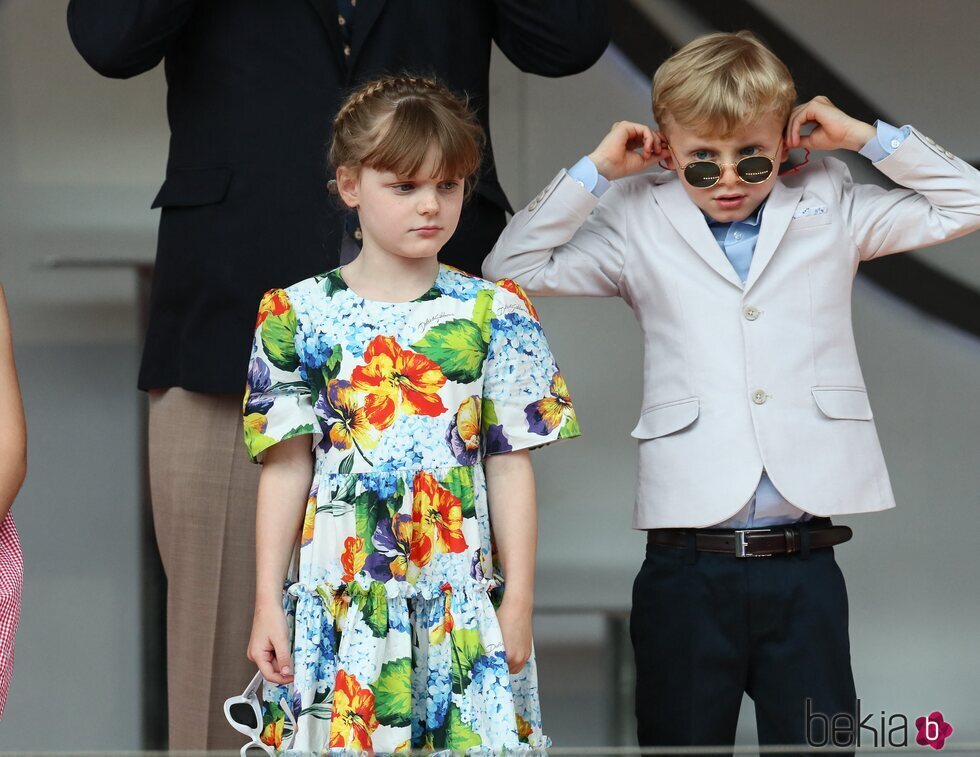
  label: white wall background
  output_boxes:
[0,0,977,749]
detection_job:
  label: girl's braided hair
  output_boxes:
[329,74,485,196]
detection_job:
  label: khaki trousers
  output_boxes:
[148,388,260,751]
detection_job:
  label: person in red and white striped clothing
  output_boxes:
[0,283,26,719]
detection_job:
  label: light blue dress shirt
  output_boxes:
[567,121,908,527]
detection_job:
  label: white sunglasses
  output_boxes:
[223,670,297,756]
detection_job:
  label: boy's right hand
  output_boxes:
[248,598,294,685]
[588,121,667,181]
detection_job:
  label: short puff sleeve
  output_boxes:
[243,288,318,463]
[481,280,581,455]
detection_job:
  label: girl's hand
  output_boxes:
[786,96,876,153]
[248,598,294,685]
[588,121,667,182]
[496,596,533,674]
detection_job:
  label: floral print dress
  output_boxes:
[242,265,579,754]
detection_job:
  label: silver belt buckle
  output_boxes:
[734,528,773,558]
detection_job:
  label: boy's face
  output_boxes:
[662,116,788,224]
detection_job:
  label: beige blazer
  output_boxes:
[483,128,980,528]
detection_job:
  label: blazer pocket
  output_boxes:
[812,387,873,420]
[151,165,233,208]
[630,398,699,439]
[787,213,833,230]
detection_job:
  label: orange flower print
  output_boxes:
[350,336,447,431]
[525,370,576,436]
[341,536,366,583]
[301,489,317,548]
[260,716,282,749]
[317,585,350,632]
[255,288,291,328]
[410,472,468,570]
[318,380,379,453]
[516,713,533,743]
[328,670,379,752]
[243,411,268,436]
[446,396,481,465]
[498,278,539,320]
[430,582,455,644]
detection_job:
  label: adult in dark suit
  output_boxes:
[67,1,608,749]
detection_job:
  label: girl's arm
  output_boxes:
[0,285,27,522]
[484,449,537,674]
[247,434,313,684]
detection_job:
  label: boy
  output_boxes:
[483,31,980,750]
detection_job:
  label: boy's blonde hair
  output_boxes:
[329,75,484,194]
[652,31,796,137]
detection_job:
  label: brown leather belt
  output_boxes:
[646,519,852,558]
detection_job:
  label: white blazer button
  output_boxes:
[752,389,767,405]
[926,137,936,145]
[528,201,538,211]
[743,306,760,321]
[890,139,901,149]
[945,150,954,158]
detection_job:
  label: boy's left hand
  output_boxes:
[496,596,533,674]
[786,95,876,153]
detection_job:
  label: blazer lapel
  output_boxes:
[744,179,804,292]
[307,0,348,71]
[350,0,387,71]
[656,178,744,289]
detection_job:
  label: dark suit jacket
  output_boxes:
[68,0,608,392]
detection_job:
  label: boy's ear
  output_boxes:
[335,165,360,209]
[779,142,790,164]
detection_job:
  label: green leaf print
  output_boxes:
[558,414,581,439]
[357,587,389,638]
[417,285,443,302]
[449,627,485,691]
[354,490,381,555]
[472,287,495,344]
[442,466,476,519]
[446,703,483,751]
[412,319,486,384]
[369,657,412,727]
[338,451,355,475]
[329,475,357,515]
[243,421,277,457]
[481,397,499,432]
[320,343,344,382]
[385,477,407,520]
[261,307,299,372]
[306,343,344,401]
[285,423,315,438]
[321,269,349,297]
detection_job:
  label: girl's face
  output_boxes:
[337,146,465,263]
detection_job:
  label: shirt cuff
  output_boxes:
[567,156,611,197]
[858,120,911,162]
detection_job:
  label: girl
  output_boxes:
[230,75,579,754]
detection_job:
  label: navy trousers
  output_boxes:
[630,536,857,752]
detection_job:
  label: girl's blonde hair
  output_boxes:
[652,31,796,137]
[329,75,484,194]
